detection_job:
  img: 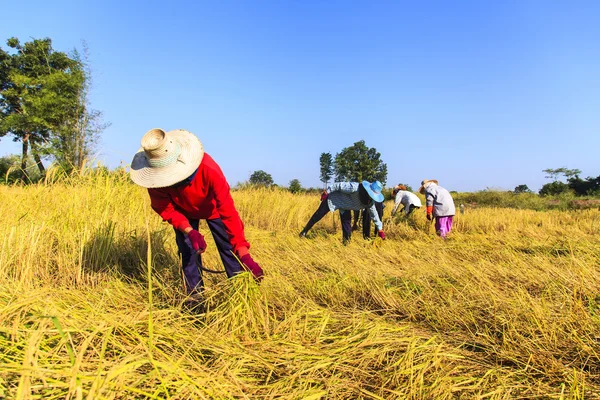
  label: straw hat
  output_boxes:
[418,179,438,194]
[361,180,384,203]
[393,184,407,195]
[130,128,204,188]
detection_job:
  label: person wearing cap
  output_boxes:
[299,181,386,243]
[391,184,422,217]
[418,179,455,238]
[130,128,264,300]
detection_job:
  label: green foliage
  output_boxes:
[319,152,333,187]
[334,140,387,184]
[567,175,600,196]
[249,170,274,187]
[0,36,90,179]
[288,178,302,194]
[0,153,41,183]
[513,184,532,194]
[539,181,571,196]
[542,167,581,181]
[49,43,109,173]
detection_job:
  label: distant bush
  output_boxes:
[539,181,571,196]
[451,189,592,211]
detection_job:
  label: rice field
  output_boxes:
[1,172,599,399]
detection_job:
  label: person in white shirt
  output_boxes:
[391,185,422,217]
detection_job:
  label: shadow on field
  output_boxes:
[81,222,180,285]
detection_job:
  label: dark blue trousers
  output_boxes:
[302,200,354,241]
[175,218,243,293]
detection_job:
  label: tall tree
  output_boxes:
[50,43,109,173]
[334,140,387,184]
[319,152,333,188]
[542,167,581,181]
[0,37,83,179]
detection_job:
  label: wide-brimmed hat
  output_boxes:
[130,128,204,188]
[418,179,438,194]
[362,180,384,203]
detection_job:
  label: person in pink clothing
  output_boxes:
[418,179,455,238]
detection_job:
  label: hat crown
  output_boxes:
[141,128,181,168]
[371,181,382,193]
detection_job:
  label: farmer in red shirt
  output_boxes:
[130,128,264,300]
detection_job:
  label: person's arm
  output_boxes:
[367,203,383,232]
[391,193,402,215]
[425,191,434,220]
[148,189,192,232]
[148,189,207,252]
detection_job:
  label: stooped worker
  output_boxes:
[129,128,264,299]
[391,184,422,217]
[299,181,386,243]
[418,179,455,238]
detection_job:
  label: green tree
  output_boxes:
[542,167,581,181]
[334,140,387,184]
[319,152,333,188]
[249,170,274,186]
[50,43,109,173]
[0,37,84,179]
[513,184,532,194]
[288,178,302,194]
[539,181,571,196]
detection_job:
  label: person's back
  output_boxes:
[425,185,455,217]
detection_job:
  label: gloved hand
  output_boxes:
[187,230,207,253]
[426,213,433,221]
[377,230,386,240]
[321,191,328,201]
[426,206,433,221]
[240,254,264,281]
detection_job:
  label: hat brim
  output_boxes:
[130,130,204,188]
[418,179,438,194]
[362,181,384,203]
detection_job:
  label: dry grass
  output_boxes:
[1,174,599,399]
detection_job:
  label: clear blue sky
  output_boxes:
[1,0,599,192]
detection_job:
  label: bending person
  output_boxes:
[129,128,264,307]
[299,181,386,243]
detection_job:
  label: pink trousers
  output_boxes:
[435,216,453,238]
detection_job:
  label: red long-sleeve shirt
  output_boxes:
[147,153,250,253]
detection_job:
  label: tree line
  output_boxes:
[0,37,108,182]
[245,140,388,193]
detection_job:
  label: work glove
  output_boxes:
[320,191,328,201]
[426,206,434,221]
[187,229,207,253]
[240,254,264,281]
[377,230,386,240]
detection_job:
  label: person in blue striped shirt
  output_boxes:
[299,181,386,243]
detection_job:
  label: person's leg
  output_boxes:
[362,208,371,239]
[352,210,360,231]
[300,200,330,236]
[206,218,244,278]
[436,216,450,238]
[174,219,204,294]
[340,210,353,243]
[445,216,454,235]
